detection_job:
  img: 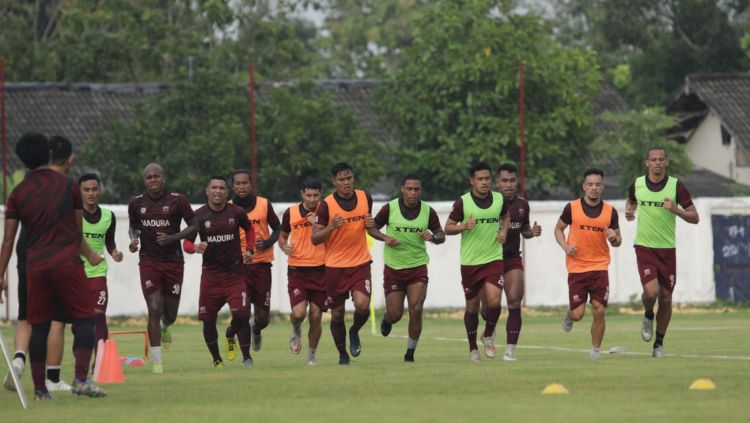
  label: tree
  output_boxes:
[550,0,749,107]
[591,108,691,194]
[377,0,600,199]
[316,0,433,78]
[83,70,384,202]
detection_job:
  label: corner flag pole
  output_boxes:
[0,329,28,408]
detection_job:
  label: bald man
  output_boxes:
[128,163,198,373]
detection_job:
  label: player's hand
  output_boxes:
[195,242,208,254]
[564,244,577,257]
[365,213,375,229]
[663,197,677,213]
[384,236,401,247]
[112,249,124,262]
[155,232,172,246]
[606,228,618,243]
[283,242,293,255]
[331,214,344,229]
[129,238,139,253]
[496,229,507,244]
[87,251,104,266]
[625,209,636,221]
[464,215,476,231]
[531,221,542,237]
[255,238,265,252]
[242,250,253,264]
[420,230,433,241]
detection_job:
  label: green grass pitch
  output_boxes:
[2,310,748,422]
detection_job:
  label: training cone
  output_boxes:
[93,339,106,381]
[120,356,146,367]
[542,384,569,395]
[689,379,717,391]
[95,340,126,384]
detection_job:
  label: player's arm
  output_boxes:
[77,209,103,266]
[521,204,542,238]
[445,198,472,235]
[240,214,255,263]
[424,207,446,245]
[607,208,622,247]
[554,218,576,256]
[625,182,637,222]
[257,202,281,251]
[127,201,141,252]
[311,202,341,245]
[496,211,510,244]
[278,209,292,255]
[106,214,123,262]
[665,183,699,224]
[0,218,19,302]
[368,204,399,246]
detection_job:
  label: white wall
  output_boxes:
[3,197,748,318]
[686,113,734,179]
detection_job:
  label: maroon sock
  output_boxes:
[74,347,93,382]
[202,321,222,362]
[506,308,522,344]
[464,312,479,351]
[94,313,108,343]
[482,307,501,338]
[31,361,46,392]
[232,315,252,361]
[350,311,370,334]
[330,320,348,357]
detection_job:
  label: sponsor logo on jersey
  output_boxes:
[393,226,425,233]
[207,234,235,243]
[229,218,235,225]
[84,232,105,239]
[140,207,147,214]
[142,219,170,228]
[639,200,665,207]
[145,280,153,288]
[162,206,170,213]
[205,221,211,228]
[578,225,605,232]
[475,217,499,224]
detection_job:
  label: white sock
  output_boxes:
[308,348,316,360]
[150,346,162,365]
[506,344,516,353]
[407,337,418,350]
[592,347,600,353]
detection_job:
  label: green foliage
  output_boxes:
[83,71,384,203]
[254,82,385,200]
[550,0,749,107]
[0,0,324,82]
[591,108,691,195]
[377,0,600,199]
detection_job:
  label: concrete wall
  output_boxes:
[686,113,750,185]
[3,197,748,318]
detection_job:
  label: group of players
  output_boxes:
[0,132,698,400]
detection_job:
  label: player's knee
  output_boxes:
[408,302,424,317]
[592,302,606,317]
[569,307,585,321]
[658,292,672,306]
[291,309,306,322]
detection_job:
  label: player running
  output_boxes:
[184,176,255,368]
[494,163,542,361]
[445,162,509,363]
[555,169,621,359]
[312,162,376,364]
[369,173,445,362]
[278,177,327,365]
[128,163,198,373]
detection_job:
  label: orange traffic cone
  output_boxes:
[93,339,106,381]
[95,339,125,384]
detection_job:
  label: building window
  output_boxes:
[721,125,731,146]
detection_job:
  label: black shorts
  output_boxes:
[17,260,27,321]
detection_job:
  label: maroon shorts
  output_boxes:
[26,261,94,324]
[288,266,328,311]
[460,260,504,300]
[325,262,372,309]
[139,259,184,298]
[89,276,108,313]
[568,271,609,309]
[504,256,524,273]
[199,272,248,321]
[244,263,272,311]
[383,265,428,295]
[635,246,677,293]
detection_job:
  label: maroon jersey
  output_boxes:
[195,204,253,274]
[5,168,83,268]
[128,191,195,263]
[503,196,530,259]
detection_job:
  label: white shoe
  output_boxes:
[641,317,654,342]
[562,316,573,332]
[480,334,497,358]
[469,349,481,363]
[3,357,24,391]
[590,348,601,360]
[306,356,317,366]
[652,345,665,358]
[503,350,517,362]
[290,329,302,355]
[46,379,72,392]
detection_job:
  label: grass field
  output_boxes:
[1,309,748,422]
